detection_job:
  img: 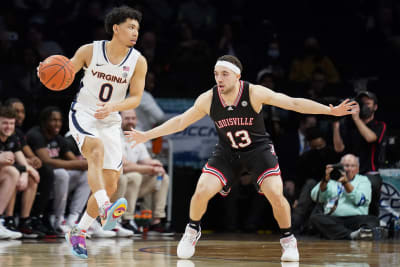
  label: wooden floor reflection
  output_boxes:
[0,234,399,267]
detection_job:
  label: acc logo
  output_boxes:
[379,182,400,226]
[241,101,248,107]
[122,72,128,78]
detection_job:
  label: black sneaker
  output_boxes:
[4,217,18,232]
[148,223,174,236]
[31,216,57,238]
[18,218,44,239]
[121,219,142,236]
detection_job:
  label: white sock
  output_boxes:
[77,212,96,231]
[94,189,110,208]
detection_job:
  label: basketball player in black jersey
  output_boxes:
[125,55,357,262]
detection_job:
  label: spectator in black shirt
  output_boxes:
[5,98,42,169]
[27,106,90,234]
[5,98,57,236]
[291,127,342,234]
[333,91,386,216]
[0,106,40,238]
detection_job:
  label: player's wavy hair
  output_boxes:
[217,55,243,73]
[0,106,17,119]
[104,6,142,35]
[40,106,62,129]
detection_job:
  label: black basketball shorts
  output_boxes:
[202,143,281,196]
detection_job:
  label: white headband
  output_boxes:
[215,60,241,75]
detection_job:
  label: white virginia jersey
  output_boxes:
[75,40,140,111]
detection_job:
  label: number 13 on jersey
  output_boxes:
[227,130,252,148]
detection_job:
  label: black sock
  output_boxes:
[188,218,201,232]
[280,227,293,238]
[20,217,29,224]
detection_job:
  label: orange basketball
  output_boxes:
[39,55,75,91]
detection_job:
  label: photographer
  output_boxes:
[309,154,379,240]
[332,91,386,216]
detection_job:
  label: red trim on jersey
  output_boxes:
[257,164,281,187]
[217,80,244,108]
[233,80,244,107]
[202,163,227,185]
[378,121,387,143]
[371,143,376,171]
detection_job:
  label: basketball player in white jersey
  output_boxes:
[50,6,147,258]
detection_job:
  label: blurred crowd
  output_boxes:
[0,0,400,239]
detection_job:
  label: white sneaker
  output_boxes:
[89,220,116,238]
[280,235,299,262]
[177,224,201,259]
[0,221,22,239]
[113,222,134,237]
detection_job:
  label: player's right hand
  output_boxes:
[124,128,149,148]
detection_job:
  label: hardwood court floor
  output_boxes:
[0,234,399,267]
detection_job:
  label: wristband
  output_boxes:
[14,164,26,173]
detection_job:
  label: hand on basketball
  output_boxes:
[95,102,115,119]
[329,99,358,116]
[124,128,150,148]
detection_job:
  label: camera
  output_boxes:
[329,163,344,180]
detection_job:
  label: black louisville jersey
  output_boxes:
[210,80,271,151]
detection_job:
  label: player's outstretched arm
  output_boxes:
[125,91,210,147]
[253,84,357,116]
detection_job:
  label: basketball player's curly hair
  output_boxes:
[104,6,142,35]
[217,55,243,73]
[0,106,17,119]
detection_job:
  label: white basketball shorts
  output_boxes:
[68,102,123,171]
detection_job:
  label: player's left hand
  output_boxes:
[124,128,150,148]
[329,99,358,116]
[95,102,115,119]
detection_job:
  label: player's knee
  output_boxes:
[268,191,285,207]
[106,182,118,197]
[88,147,104,162]
[193,185,213,202]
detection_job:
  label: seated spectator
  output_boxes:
[112,109,172,236]
[0,108,23,239]
[0,106,41,238]
[26,106,90,234]
[5,98,57,237]
[289,36,340,84]
[291,127,342,234]
[333,91,386,216]
[310,154,379,240]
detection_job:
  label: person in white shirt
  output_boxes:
[112,109,172,236]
